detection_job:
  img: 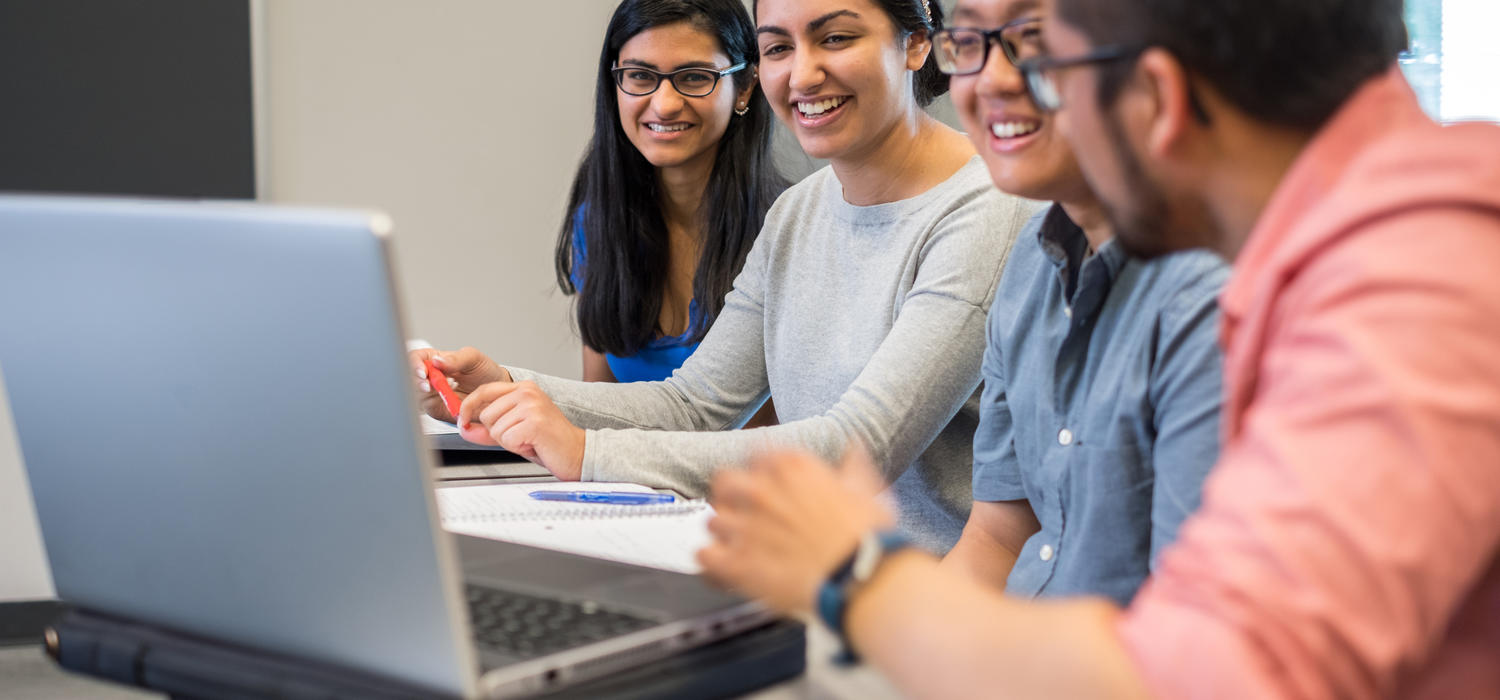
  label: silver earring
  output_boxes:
[734,103,749,116]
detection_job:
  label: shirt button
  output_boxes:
[1057,428,1074,446]
[1063,306,1073,318]
[1039,544,1055,562]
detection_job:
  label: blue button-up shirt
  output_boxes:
[973,206,1229,606]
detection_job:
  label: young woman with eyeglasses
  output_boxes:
[414,0,1034,551]
[561,0,784,390]
[427,0,781,425]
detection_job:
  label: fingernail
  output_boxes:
[448,377,458,389]
[416,366,427,379]
[419,380,431,392]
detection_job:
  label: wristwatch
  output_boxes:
[816,529,913,665]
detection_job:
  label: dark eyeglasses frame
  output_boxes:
[932,17,1043,74]
[1016,45,1142,113]
[610,62,748,98]
[1017,45,1211,124]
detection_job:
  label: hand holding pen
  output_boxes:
[409,346,511,422]
[456,380,587,481]
[409,346,588,482]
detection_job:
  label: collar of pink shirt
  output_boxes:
[1217,65,1500,438]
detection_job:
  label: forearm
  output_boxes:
[580,347,616,383]
[582,413,853,496]
[941,500,1036,589]
[940,525,1020,591]
[506,365,744,432]
[583,299,988,496]
[847,553,1149,700]
[508,288,774,433]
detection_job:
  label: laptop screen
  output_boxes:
[0,196,476,696]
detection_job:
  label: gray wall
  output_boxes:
[261,1,617,380]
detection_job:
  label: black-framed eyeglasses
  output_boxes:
[611,62,747,97]
[932,17,1044,75]
[1016,45,1142,112]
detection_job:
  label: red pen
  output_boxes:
[424,358,464,422]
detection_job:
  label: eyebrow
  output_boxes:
[756,9,862,38]
[951,0,1040,24]
[1002,0,1042,23]
[809,9,860,31]
[619,58,719,71]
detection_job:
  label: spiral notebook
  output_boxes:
[435,483,713,574]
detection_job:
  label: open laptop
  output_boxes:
[0,195,770,697]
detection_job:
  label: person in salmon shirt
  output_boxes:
[696,0,1500,697]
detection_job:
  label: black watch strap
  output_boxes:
[815,529,912,665]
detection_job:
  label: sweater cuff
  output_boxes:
[580,429,606,482]
[502,365,538,383]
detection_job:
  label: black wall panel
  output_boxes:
[0,0,255,199]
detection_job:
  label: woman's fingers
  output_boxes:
[456,381,517,429]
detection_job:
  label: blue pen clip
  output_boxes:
[529,490,676,505]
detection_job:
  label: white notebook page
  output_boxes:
[435,482,712,574]
[420,414,459,435]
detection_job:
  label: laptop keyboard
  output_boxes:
[465,584,656,660]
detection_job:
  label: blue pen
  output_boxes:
[529,490,676,505]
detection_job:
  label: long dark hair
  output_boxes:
[555,0,784,357]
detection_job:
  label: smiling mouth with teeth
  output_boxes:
[648,123,691,133]
[796,96,849,117]
[991,121,1041,139]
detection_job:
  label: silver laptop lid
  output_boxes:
[0,195,477,697]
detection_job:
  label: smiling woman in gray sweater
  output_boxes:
[414,0,1033,551]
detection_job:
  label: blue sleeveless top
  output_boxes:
[570,218,703,383]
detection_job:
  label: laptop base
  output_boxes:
[536,618,806,700]
[46,606,805,699]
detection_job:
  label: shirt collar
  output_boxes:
[1038,204,1128,315]
[1037,203,1086,266]
[1220,65,1425,323]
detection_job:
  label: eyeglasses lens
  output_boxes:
[1024,67,1062,112]
[1003,22,1043,64]
[934,22,1044,75]
[670,70,718,97]
[616,68,661,96]
[935,29,986,74]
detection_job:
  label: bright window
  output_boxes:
[1402,0,1500,122]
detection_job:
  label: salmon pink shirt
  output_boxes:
[1117,67,1500,698]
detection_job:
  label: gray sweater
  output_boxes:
[508,157,1032,551]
